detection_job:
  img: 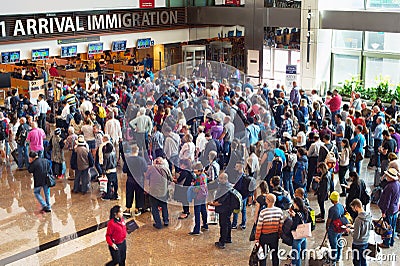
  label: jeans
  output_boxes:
[17,143,29,168]
[34,185,51,210]
[282,170,294,197]
[328,229,342,262]
[292,238,307,266]
[352,243,368,266]
[150,196,169,228]
[103,172,118,199]
[106,240,126,266]
[37,150,44,158]
[383,212,398,247]
[193,203,208,233]
[331,110,340,126]
[217,211,232,245]
[350,159,362,176]
[74,168,89,193]
[232,198,247,227]
[259,232,279,266]
[338,165,349,194]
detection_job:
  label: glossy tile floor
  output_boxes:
[0,160,399,266]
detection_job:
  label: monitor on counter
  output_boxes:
[32,48,49,61]
[1,51,20,64]
[88,42,103,55]
[61,45,78,58]
[112,40,127,52]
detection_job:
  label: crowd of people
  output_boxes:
[3,65,400,265]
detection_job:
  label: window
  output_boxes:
[333,30,363,50]
[332,54,360,86]
[367,0,400,9]
[365,57,400,88]
[319,0,365,10]
[365,32,400,53]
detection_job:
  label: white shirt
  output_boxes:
[38,99,50,114]
[61,103,70,120]
[79,100,93,114]
[179,142,196,161]
[105,118,122,142]
[296,131,307,147]
[196,133,208,153]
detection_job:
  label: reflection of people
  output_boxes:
[28,151,52,213]
[105,205,127,266]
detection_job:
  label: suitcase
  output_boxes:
[374,168,381,187]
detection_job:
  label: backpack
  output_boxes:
[230,188,243,214]
[98,105,107,119]
[371,186,382,204]
[265,155,283,188]
[284,152,297,172]
[281,217,294,246]
[274,191,291,210]
[308,207,316,231]
[0,120,8,141]
[360,180,370,206]
[17,124,28,145]
[332,215,350,234]
[323,144,336,164]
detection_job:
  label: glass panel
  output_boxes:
[290,50,301,74]
[365,32,400,52]
[365,57,400,89]
[332,54,360,86]
[274,49,289,72]
[333,30,363,49]
[319,0,365,10]
[367,0,400,9]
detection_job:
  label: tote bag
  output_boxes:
[291,212,312,240]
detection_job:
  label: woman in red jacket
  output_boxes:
[106,205,127,266]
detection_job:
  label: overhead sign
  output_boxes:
[285,64,297,89]
[140,0,155,8]
[0,8,186,43]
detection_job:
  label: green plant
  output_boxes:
[338,76,363,97]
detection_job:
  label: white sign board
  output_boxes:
[285,65,297,90]
[247,50,259,78]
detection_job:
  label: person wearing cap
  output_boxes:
[26,121,46,158]
[28,151,52,213]
[50,128,65,179]
[279,112,293,140]
[188,162,208,235]
[73,135,93,195]
[326,191,346,263]
[378,167,400,248]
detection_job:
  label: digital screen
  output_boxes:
[112,40,127,52]
[32,48,50,61]
[61,45,77,58]
[88,42,103,55]
[137,38,154,49]
[1,51,20,64]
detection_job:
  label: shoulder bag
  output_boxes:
[291,212,312,239]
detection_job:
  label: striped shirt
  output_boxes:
[255,207,284,240]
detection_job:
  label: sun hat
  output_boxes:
[385,168,399,180]
[76,135,86,146]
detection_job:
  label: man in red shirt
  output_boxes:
[326,90,342,126]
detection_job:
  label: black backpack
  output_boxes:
[0,120,8,141]
[17,124,28,145]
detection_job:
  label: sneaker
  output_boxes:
[240,225,246,230]
[164,223,169,227]
[378,243,389,249]
[123,210,132,217]
[201,226,209,231]
[215,242,225,249]
[134,210,142,216]
[101,197,110,201]
[112,196,121,200]
[41,207,51,213]
[153,223,162,229]
[231,225,238,229]
[316,218,325,223]
[188,231,200,236]
[225,240,232,244]
[315,213,322,218]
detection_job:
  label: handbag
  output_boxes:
[257,244,266,260]
[249,223,256,241]
[125,219,139,234]
[309,232,330,266]
[249,243,259,266]
[291,213,312,239]
[355,152,364,162]
[367,242,380,258]
[99,175,108,193]
[373,217,393,239]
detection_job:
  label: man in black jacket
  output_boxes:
[28,151,51,213]
[16,117,30,170]
[209,173,233,249]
